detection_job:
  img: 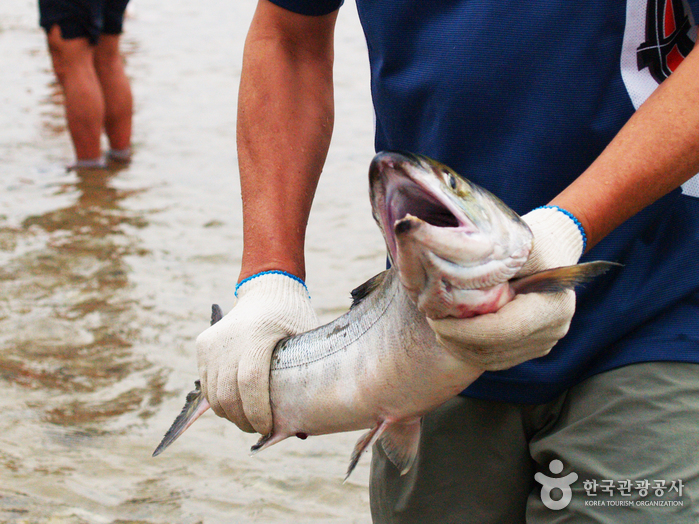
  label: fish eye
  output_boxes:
[445,171,458,190]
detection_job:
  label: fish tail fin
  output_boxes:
[153,305,225,458]
[152,381,211,457]
[345,417,422,481]
[510,261,622,295]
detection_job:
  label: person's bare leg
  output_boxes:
[46,24,104,162]
[94,34,132,159]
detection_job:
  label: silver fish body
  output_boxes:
[260,268,482,476]
[154,151,619,477]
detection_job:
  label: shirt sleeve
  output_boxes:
[268,0,343,16]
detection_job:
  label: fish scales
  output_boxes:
[268,269,479,439]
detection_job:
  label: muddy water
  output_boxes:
[0,1,382,522]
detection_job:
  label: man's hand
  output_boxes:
[427,206,585,371]
[196,272,318,434]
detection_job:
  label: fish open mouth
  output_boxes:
[386,177,460,229]
[369,151,474,262]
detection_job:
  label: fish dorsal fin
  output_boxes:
[510,261,622,295]
[350,271,390,309]
[211,304,223,325]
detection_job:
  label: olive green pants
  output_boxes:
[370,362,699,523]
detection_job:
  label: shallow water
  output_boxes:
[0,1,382,522]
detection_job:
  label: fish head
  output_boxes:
[369,151,533,318]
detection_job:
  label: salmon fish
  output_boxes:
[153,151,618,478]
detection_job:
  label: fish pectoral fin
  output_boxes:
[350,271,390,309]
[378,417,422,476]
[510,261,622,295]
[345,420,391,481]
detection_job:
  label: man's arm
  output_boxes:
[428,45,699,372]
[196,1,336,434]
[237,0,338,282]
[552,44,699,252]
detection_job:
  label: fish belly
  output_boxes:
[268,271,483,438]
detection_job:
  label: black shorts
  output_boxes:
[39,0,130,45]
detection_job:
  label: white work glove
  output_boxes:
[196,272,318,434]
[427,206,585,371]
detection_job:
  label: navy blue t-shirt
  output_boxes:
[270,0,699,404]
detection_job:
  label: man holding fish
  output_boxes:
[197,1,699,521]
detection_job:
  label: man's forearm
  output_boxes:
[551,45,699,251]
[237,1,338,282]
